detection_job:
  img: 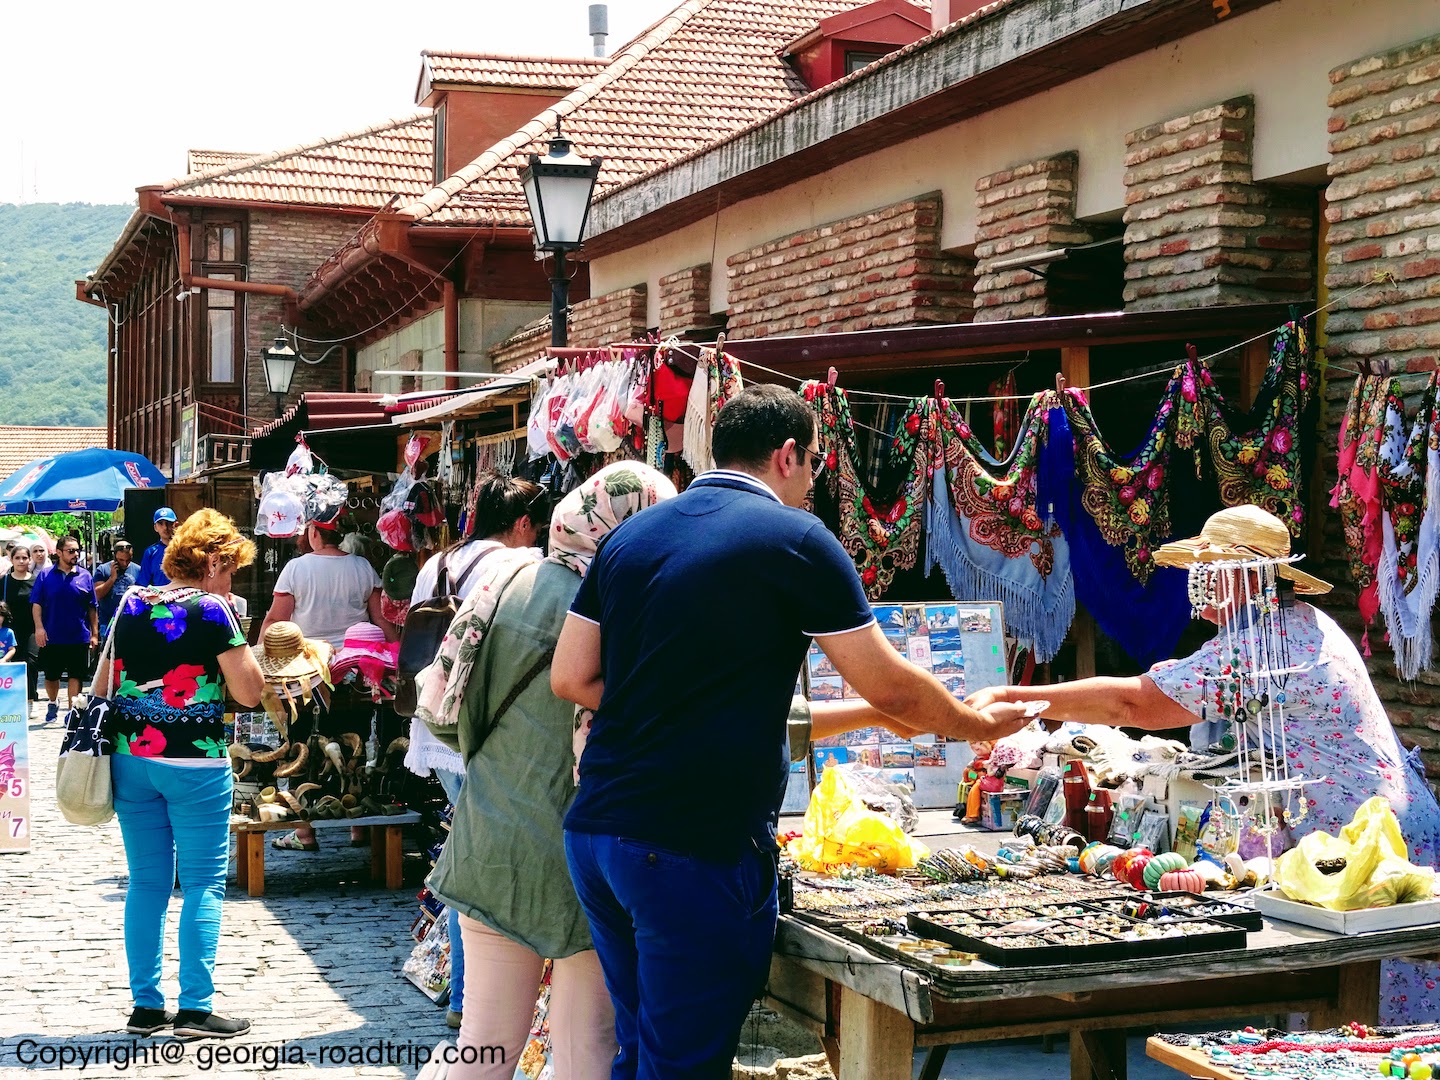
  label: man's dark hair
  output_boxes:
[474,473,548,539]
[711,384,816,471]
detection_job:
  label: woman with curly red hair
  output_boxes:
[101,509,265,1040]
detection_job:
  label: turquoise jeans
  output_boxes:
[112,755,232,1013]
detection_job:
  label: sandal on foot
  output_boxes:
[270,830,319,852]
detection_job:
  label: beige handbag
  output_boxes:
[55,607,122,826]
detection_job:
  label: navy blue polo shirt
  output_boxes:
[564,471,874,858]
[32,565,99,645]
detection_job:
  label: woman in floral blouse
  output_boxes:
[969,505,1440,1024]
[102,509,265,1040]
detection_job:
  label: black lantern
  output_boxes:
[262,337,298,416]
[520,121,602,347]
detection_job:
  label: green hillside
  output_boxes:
[0,202,135,426]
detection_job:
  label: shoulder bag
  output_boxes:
[394,550,486,718]
[55,591,128,826]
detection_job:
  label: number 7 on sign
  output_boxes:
[9,816,25,838]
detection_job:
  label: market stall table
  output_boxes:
[1144,1039,1247,1080]
[768,811,1437,1080]
[230,811,420,897]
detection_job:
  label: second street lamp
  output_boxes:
[520,121,602,348]
[261,337,298,417]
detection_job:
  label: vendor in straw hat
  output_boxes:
[968,503,1440,1023]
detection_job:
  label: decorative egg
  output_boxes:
[1142,852,1189,890]
[1126,853,1154,890]
[1159,869,1206,894]
[1112,848,1152,887]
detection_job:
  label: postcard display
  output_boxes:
[0,663,31,852]
[786,602,1008,812]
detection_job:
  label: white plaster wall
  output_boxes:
[357,299,548,391]
[590,0,1439,326]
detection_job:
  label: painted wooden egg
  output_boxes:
[1159,869,1206,894]
[1142,852,1189,890]
[1126,852,1154,890]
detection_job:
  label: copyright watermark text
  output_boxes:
[7,1038,504,1071]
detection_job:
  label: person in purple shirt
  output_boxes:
[31,535,98,723]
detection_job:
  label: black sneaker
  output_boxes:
[172,1011,251,1039]
[126,1007,176,1036]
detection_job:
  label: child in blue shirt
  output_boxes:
[0,602,16,662]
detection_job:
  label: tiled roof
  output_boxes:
[163,114,436,211]
[418,52,609,97]
[0,427,107,485]
[402,0,863,227]
[186,149,258,174]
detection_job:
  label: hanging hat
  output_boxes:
[382,553,419,600]
[257,490,305,538]
[1154,505,1332,595]
[330,622,399,680]
[254,622,334,682]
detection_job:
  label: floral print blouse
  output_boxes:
[1147,601,1440,866]
[110,587,248,764]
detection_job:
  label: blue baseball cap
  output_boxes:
[153,507,177,524]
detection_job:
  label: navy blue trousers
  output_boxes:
[564,831,778,1080]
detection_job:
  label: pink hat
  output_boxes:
[329,623,399,681]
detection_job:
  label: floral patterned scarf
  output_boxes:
[1331,375,1393,630]
[925,395,1075,662]
[807,382,934,598]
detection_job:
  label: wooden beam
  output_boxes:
[1071,1028,1127,1080]
[1238,337,1268,410]
[838,985,914,1080]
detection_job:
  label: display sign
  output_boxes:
[0,663,32,852]
[177,404,197,480]
[785,601,1009,812]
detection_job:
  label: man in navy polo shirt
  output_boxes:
[135,507,176,587]
[31,535,99,723]
[553,384,1031,1079]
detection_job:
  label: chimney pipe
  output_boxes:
[589,4,609,57]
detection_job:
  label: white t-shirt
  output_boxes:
[274,552,382,648]
[410,540,541,606]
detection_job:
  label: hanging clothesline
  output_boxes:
[717,272,1389,405]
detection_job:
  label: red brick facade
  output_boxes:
[725,194,974,337]
[490,317,551,373]
[658,264,718,338]
[1315,33,1440,781]
[567,285,649,350]
[973,153,1095,321]
[1122,97,1315,311]
[245,211,360,409]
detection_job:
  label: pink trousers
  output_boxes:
[452,914,616,1080]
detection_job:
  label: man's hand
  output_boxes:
[964,687,1005,712]
[973,701,1035,741]
[34,628,46,650]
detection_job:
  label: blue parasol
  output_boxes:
[0,447,167,514]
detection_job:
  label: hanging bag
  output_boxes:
[55,592,128,826]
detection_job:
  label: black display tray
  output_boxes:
[1085,892,1263,932]
[907,907,1248,966]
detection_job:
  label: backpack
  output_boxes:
[393,549,486,718]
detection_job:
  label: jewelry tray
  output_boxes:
[1251,888,1440,934]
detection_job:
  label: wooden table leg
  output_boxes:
[245,831,266,898]
[1311,960,1382,1028]
[837,984,913,1080]
[385,825,403,889]
[370,825,386,883]
[917,1046,949,1080]
[1071,1028,1128,1080]
[235,832,249,890]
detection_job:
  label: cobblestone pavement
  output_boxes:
[1,701,452,1079]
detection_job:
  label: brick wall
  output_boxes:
[1313,33,1440,786]
[1122,97,1315,311]
[973,153,1095,321]
[725,193,974,338]
[489,316,551,373]
[245,210,360,411]
[658,264,718,338]
[567,285,648,349]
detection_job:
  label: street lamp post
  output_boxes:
[520,121,602,348]
[261,337,299,417]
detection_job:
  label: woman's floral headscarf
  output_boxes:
[415,462,675,732]
[547,462,677,577]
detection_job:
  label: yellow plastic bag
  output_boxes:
[1273,796,1436,911]
[787,766,930,874]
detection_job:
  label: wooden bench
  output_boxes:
[229,812,421,897]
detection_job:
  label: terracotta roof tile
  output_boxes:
[186,149,260,174]
[165,115,435,211]
[404,0,865,227]
[0,427,108,484]
[419,52,609,96]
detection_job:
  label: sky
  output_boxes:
[0,0,679,206]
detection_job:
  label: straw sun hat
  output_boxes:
[254,622,334,731]
[1153,504,1332,595]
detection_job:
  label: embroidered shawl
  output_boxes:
[1377,373,1440,678]
[1331,375,1392,628]
[925,396,1075,662]
[1039,398,1192,667]
[681,346,743,476]
[808,382,933,597]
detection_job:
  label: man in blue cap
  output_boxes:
[135,508,176,587]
